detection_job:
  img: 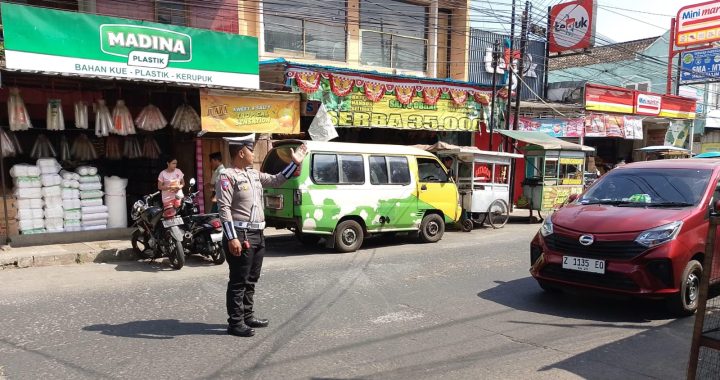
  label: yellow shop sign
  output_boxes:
[200,90,300,134]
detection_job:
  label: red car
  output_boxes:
[530,159,720,315]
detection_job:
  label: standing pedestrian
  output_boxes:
[158,156,184,209]
[207,152,225,213]
[216,135,307,337]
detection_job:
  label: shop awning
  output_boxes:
[497,130,595,152]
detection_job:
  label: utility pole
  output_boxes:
[503,0,517,135]
[508,1,530,213]
[488,39,501,151]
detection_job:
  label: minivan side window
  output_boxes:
[418,158,450,183]
[339,155,365,184]
[312,154,339,184]
[312,154,365,184]
[369,156,389,184]
[388,157,411,184]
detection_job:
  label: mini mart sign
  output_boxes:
[676,0,720,47]
[635,93,662,116]
[1,3,259,89]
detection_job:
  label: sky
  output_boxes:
[473,0,702,43]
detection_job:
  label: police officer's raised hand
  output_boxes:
[229,239,242,256]
[291,144,308,165]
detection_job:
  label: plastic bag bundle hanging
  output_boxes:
[123,136,142,159]
[6,130,23,156]
[8,87,33,131]
[95,99,112,137]
[30,134,57,158]
[170,104,201,132]
[105,136,123,160]
[110,100,136,136]
[142,136,162,159]
[1,129,17,158]
[70,134,98,161]
[46,99,65,131]
[74,101,89,129]
[135,104,167,131]
[59,135,72,162]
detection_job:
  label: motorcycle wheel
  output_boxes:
[210,243,226,265]
[131,230,154,260]
[168,239,185,270]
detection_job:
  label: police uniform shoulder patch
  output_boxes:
[220,176,231,191]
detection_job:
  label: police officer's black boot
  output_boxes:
[245,317,269,328]
[227,324,255,337]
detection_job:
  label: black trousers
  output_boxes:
[223,228,265,327]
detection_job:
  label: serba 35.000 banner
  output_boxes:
[325,92,482,132]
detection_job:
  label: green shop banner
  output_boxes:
[2,3,259,88]
[296,78,488,132]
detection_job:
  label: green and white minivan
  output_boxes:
[262,140,462,252]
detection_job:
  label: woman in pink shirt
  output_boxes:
[158,157,185,208]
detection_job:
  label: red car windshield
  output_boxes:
[579,168,712,207]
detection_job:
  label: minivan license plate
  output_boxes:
[562,255,605,274]
[162,217,183,228]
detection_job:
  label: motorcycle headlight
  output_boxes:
[540,215,553,237]
[635,221,683,248]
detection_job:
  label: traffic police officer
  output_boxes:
[216,134,307,337]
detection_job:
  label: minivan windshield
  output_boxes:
[579,168,712,207]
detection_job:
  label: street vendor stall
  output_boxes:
[636,145,691,160]
[498,131,594,221]
[421,142,522,230]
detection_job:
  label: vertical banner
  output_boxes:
[195,139,205,214]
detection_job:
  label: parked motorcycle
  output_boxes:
[130,191,186,269]
[178,179,225,265]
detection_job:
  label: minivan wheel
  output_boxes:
[334,220,363,253]
[667,260,702,316]
[419,214,445,243]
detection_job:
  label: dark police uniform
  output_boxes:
[216,157,297,334]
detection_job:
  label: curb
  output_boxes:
[0,231,294,270]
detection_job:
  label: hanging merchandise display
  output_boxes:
[74,101,89,129]
[30,134,57,158]
[123,136,142,159]
[135,104,168,131]
[111,100,136,136]
[95,99,112,137]
[0,129,17,158]
[142,136,162,159]
[105,136,123,160]
[171,104,201,132]
[9,131,23,156]
[8,87,32,131]
[59,135,71,162]
[46,99,65,131]
[70,134,98,161]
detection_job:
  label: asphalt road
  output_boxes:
[0,223,693,379]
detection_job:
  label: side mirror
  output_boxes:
[189,178,196,187]
[567,194,579,203]
[712,198,720,216]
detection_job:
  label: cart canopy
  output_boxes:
[497,130,595,152]
[413,141,523,159]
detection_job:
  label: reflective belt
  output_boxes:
[233,221,266,230]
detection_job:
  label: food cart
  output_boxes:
[498,130,595,221]
[420,142,522,231]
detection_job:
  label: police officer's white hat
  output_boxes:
[224,134,255,149]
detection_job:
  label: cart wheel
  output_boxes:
[461,218,474,232]
[487,199,510,228]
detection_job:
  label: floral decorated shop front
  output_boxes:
[260,59,507,147]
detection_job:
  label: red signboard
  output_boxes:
[549,0,597,53]
[676,0,720,47]
[584,83,634,114]
[584,83,696,120]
